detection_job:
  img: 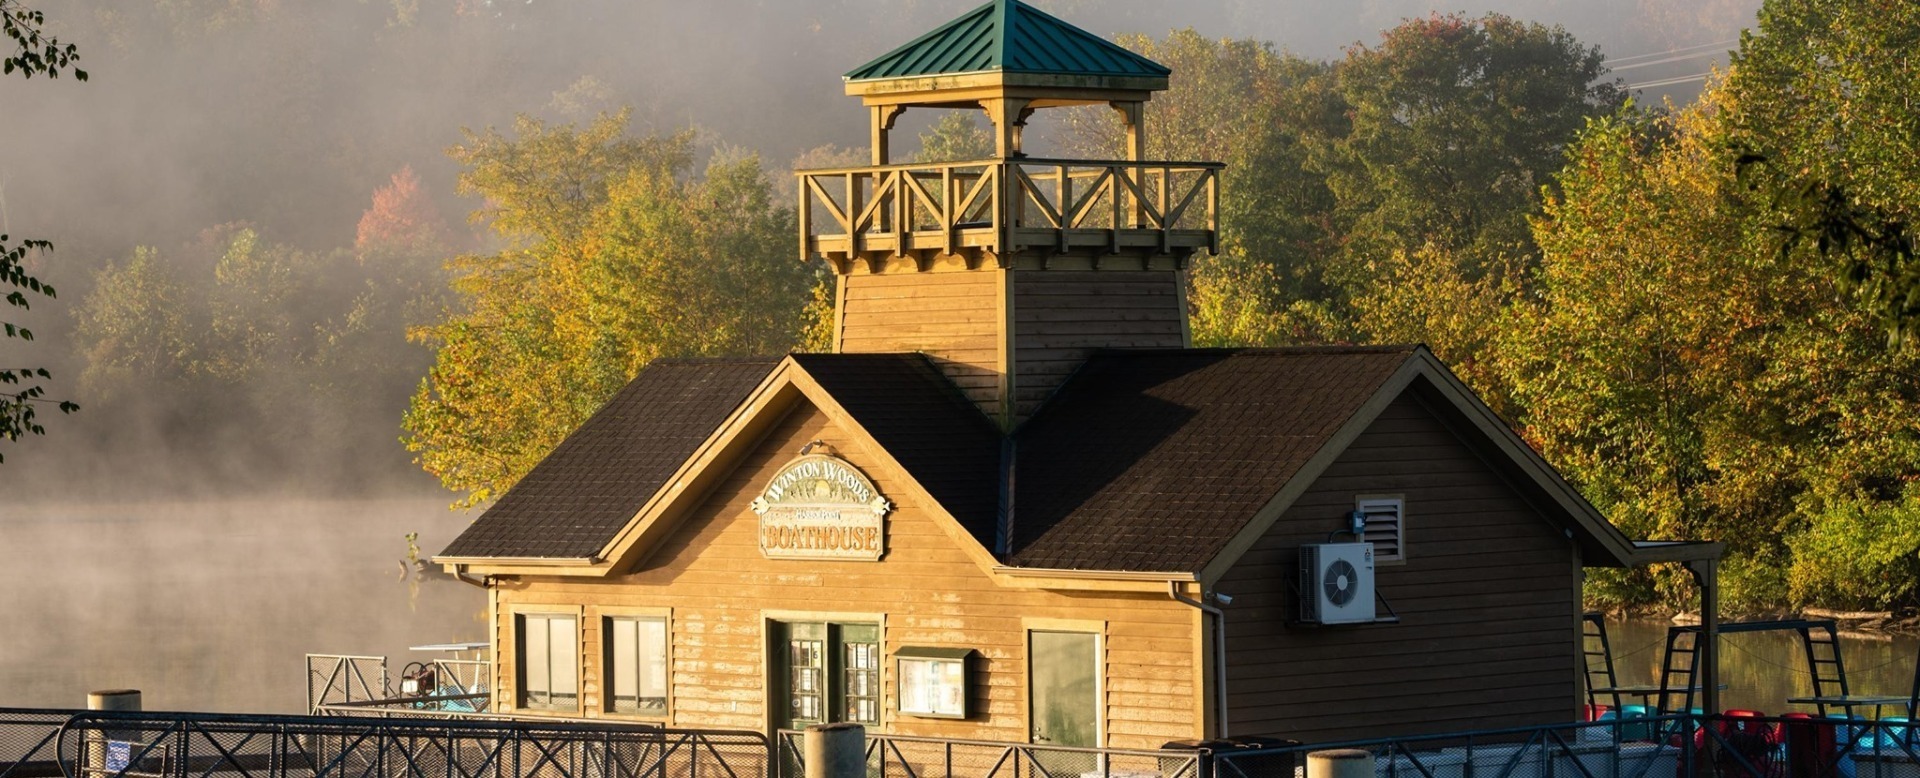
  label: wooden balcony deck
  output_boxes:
[797,157,1220,270]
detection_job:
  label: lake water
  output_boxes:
[0,498,485,713]
[1603,618,1920,716]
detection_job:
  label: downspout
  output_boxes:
[1170,581,1229,739]
[451,564,488,589]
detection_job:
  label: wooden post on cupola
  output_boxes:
[800,0,1222,430]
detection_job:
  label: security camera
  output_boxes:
[1213,592,1234,606]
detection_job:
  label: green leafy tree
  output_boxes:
[404,112,812,506]
[1724,0,1920,346]
[1323,13,1621,387]
[913,112,993,163]
[1,1,82,462]
[1504,88,1920,613]
[1052,30,1344,347]
[2,0,84,79]
[1319,12,1620,272]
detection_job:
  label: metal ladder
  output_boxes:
[1798,622,1851,716]
[1657,626,1701,722]
[1657,618,1849,719]
[1582,613,1622,713]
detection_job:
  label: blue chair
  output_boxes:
[1622,704,1653,741]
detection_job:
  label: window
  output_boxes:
[519,613,578,711]
[1357,496,1404,561]
[606,616,668,714]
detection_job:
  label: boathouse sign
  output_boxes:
[752,454,890,561]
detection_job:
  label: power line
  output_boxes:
[1604,38,1740,67]
[1610,51,1729,72]
[1628,73,1712,90]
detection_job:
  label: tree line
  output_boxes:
[29,0,1920,613]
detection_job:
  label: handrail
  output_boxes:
[798,158,1220,261]
[794,157,1222,176]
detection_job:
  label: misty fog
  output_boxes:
[0,0,1756,710]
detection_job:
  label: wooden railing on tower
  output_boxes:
[797,157,1221,267]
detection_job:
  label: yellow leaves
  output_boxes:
[405,116,811,507]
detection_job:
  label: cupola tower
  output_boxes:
[798,0,1221,427]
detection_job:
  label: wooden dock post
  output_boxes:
[1307,749,1372,778]
[804,723,865,778]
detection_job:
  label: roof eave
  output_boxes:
[1628,540,1726,565]
[845,70,1167,101]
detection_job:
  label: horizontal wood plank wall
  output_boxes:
[496,402,1199,747]
[839,271,1004,418]
[1010,271,1184,420]
[1218,392,1579,744]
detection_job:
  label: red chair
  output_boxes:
[1585,703,1613,722]
[1780,712,1840,778]
[1694,710,1780,778]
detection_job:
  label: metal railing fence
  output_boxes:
[0,709,73,778]
[776,730,1201,778]
[1211,713,1920,778]
[0,709,768,778]
[306,656,391,713]
[14,710,1920,778]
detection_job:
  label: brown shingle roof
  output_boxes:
[437,357,778,560]
[1007,346,1417,571]
[792,353,1003,544]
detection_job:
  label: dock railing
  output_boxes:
[776,729,1201,778]
[797,158,1221,262]
[4,709,770,778]
[11,709,1916,778]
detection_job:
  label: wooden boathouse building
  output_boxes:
[434,0,1720,749]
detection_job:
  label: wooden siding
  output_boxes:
[839,271,1004,419]
[1009,270,1185,419]
[494,401,1201,747]
[1217,392,1580,744]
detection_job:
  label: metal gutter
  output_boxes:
[991,566,1197,582]
[433,555,599,567]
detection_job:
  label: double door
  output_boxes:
[774,621,880,729]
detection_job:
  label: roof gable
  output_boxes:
[1008,347,1417,572]
[790,353,1002,546]
[845,0,1170,82]
[437,357,777,561]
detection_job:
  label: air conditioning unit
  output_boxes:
[1299,542,1376,624]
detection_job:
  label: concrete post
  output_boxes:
[803,723,865,778]
[85,690,141,778]
[1307,749,1372,778]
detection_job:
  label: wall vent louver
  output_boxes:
[1298,542,1376,625]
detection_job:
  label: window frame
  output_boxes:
[597,606,672,719]
[1355,494,1406,563]
[511,606,583,714]
[1022,617,1106,748]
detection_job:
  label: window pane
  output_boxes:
[550,616,578,705]
[612,618,638,703]
[638,618,667,703]
[525,616,551,705]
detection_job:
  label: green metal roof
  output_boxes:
[845,0,1170,82]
